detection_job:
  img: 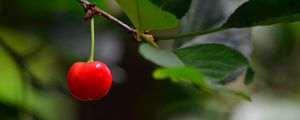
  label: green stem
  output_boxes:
[155,27,227,40]
[87,17,95,62]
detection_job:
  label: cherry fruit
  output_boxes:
[67,61,112,101]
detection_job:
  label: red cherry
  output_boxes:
[67,61,112,101]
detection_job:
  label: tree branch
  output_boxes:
[77,0,135,35]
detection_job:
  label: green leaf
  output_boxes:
[244,66,255,85]
[0,27,42,56]
[217,86,251,101]
[0,30,74,120]
[25,47,65,85]
[223,0,300,28]
[153,67,251,101]
[150,0,192,19]
[174,44,249,81]
[158,0,300,40]
[140,43,250,81]
[139,43,250,100]
[139,43,184,67]
[0,27,63,86]
[173,0,226,48]
[153,67,206,86]
[115,0,178,32]
[0,44,24,106]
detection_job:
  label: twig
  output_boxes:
[77,0,135,35]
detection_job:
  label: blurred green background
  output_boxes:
[1,0,300,120]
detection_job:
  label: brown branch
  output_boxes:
[77,0,135,35]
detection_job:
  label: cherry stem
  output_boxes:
[87,17,95,62]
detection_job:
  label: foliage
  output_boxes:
[114,0,300,100]
[115,0,178,32]
[223,0,300,28]
[0,27,75,120]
